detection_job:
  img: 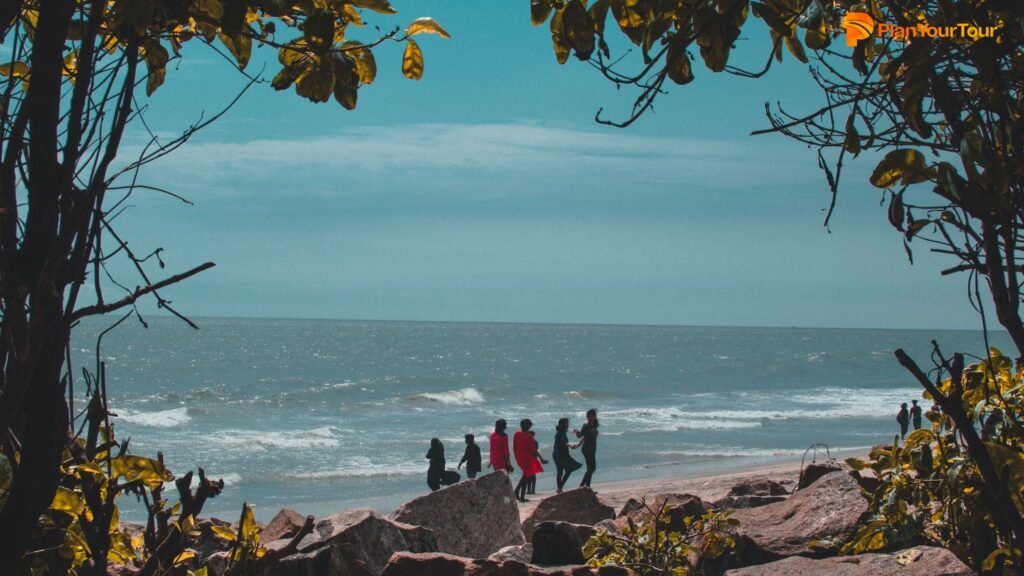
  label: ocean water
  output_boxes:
[68,317,1009,521]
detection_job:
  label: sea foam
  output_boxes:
[115,407,191,428]
[411,387,485,406]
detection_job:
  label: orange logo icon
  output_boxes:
[842,12,875,46]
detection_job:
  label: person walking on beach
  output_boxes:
[553,418,582,493]
[458,434,482,479]
[426,438,445,491]
[513,419,548,502]
[910,399,923,430]
[896,403,910,439]
[573,408,600,488]
[527,430,539,495]
[489,419,513,474]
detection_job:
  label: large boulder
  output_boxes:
[531,522,597,566]
[263,508,308,542]
[488,544,534,564]
[727,479,789,497]
[390,471,523,559]
[522,488,615,541]
[724,546,975,575]
[730,471,869,567]
[615,493,711,533]
[713,495,787,510]
[798,460,846,490]
[261,508,438,576]
[381,551,631,576]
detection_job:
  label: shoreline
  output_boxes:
[234,447,869,523]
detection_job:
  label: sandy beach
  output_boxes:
[514,447,867,521]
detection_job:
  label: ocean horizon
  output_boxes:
[69,316,1009,521]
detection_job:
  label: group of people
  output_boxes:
[425,408,600,502]
[896,399,924,438]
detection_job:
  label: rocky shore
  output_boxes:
[114,457,976,576]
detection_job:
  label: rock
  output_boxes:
[593,519,620,535]
[390,471,522,559]
[262,508,438,576]
[381,551,631,576]
[204,551,230,576]
[713,495,787,509]
[263,508,308,542]
[106,565,141,576]
[727,479,789,497]
[798,460,846,490]
[531,522,597,566]
[730,471,869,566]
[615,493,711,533]
[522,488,615,541]
[723,546,975,575]
[488,544,534,564]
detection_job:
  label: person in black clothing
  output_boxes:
[896,403,910,439]
[573,408,599,488]
[553,418,582,493]
[910,399,923,430]
[458,434,482,479]
[426,438,445,491]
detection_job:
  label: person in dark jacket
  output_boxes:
[458,434,482,479]
[910,399,923,430]
[573,408,600,488]
[426,438,445,491]
[553,418,582,493]
[896,403,910,439]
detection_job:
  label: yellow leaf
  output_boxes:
[549,8,570,64]
[402,38,423,80]
[342,41,376,84]
[239,503,259,541]
[211,525,238,541]
[219,33,252,69]
[111,456,173,490]
[51,487,85,516]
[0,61,29,78]
[869,149,929,188]
[348,0,396,15]
[173,550,196,565]
[405,17,450,39]
[531,0,553,25]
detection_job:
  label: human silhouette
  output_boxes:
[426,438,445,491]
[489,419,513,473]
[526,431,539,494]
[573,408,600,488]
[910,399,923,430]
[553,418,582,493]
[896,403,910,439]
[513,419,547,502]
[458,434,482,479]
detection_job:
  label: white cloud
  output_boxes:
[116,122,819,204]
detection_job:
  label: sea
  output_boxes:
[68,317,1009,521]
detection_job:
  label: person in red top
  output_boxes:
[489,419,513,473]
[512,418,548,502]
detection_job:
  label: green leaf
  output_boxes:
[402,38,423,79]
[218,33,252,69]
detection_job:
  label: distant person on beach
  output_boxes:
[426,438,445,491]
[527,431,539,494]
[458,434,482,479]
[513,419,548,502]
[553,418,582,493]
[896,403,910,439]
[910,399,922,430]
[489,419,513,473]
[573,408,599,488]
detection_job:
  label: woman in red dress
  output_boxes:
[512,418,548,502]
[489,419,513,473]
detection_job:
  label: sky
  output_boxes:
[98,1,986,330]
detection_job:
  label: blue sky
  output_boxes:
[102,1,983,329]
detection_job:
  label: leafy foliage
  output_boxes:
[844,347,1024,574]
[584,502,739,576]
[0,0,447,570]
